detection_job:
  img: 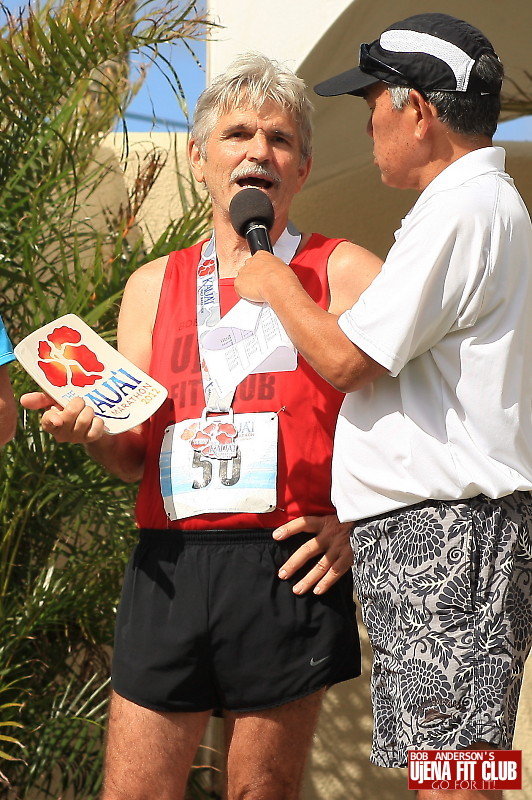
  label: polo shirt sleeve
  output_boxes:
[338,188,493,377]
[0,313,16,367]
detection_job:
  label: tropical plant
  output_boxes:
[501,72,532,117]
[0,1,214,797]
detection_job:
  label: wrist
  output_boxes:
[262,262,299,306]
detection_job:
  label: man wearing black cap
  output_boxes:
[235,13,532,798]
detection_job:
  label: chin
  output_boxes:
[380,173,401,189]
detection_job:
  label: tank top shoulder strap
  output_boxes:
[152,241,205,349]
[290,234,347,306]
[293,233,346,266]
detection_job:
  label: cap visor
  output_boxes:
[314,67,379,97]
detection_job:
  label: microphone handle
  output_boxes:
[245,222,273,255]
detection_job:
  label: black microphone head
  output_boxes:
[229,188,275,238]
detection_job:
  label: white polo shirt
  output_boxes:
[333,146,532,522]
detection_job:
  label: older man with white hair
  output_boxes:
[22,52,382,799]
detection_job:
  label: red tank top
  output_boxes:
[136,233,346,530]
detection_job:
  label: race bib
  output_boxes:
[160,411,278,519]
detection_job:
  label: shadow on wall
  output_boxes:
[88,132,201,255]
[304,611,410,800]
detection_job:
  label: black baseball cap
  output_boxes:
[314,13,502,98]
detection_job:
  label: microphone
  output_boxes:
[229,188,274,254]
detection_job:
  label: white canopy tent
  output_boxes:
[208,0,532,257]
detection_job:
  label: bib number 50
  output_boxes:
[192,451,242,489]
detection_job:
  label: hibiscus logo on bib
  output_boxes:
[37,325,105,387]
[188,420,238,459]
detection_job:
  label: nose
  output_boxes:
[247,130,271,163]
[366,117,374,138]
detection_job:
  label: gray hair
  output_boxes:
[388,52,503,138]
[191,52,313,164]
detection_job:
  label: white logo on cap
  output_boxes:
[380,29,475,91]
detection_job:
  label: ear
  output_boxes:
[188,137,206,184]
[409,90,438,140]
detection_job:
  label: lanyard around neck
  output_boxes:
[196,225,301,411]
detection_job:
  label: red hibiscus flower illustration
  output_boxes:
[37,325,105,387]
[216,423,238,445]
[198,259,215,277]
[190,421,238,457]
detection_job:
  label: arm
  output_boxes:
[326,240,383,315]
[0,364,17,445]
[20,255,168,482]
[267,241,384,594]
[20,391,146,483]
[234,249,387,392]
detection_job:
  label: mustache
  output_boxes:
[229,164,281,187]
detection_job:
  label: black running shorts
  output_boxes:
[112,528,361,713]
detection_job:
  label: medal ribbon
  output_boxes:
[196,225,301,412]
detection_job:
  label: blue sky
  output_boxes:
[2,0,207,133]
[496,116,532,142]
[1,1,530,138]
[124,39,207,132]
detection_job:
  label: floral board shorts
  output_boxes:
[351,491,532,768]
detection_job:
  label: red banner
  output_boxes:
[407,750,522,791]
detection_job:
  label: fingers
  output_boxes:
[40,396,105,444]
[275,516,354,595]
[20,391,55,410]
[235,253,287,302]
[280,543,352,596]
[273,515,318,540]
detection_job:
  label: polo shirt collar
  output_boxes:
[417,146,506,206]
